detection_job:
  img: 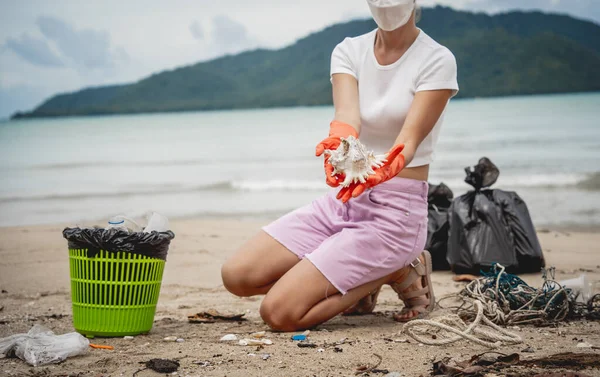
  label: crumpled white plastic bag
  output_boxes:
[0,324,89,366]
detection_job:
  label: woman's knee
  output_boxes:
[221,260,254,297]
[259,296,302,332]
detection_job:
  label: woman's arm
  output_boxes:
[336,89,453,202]
[394,89,453,166]
[331,73,361,134]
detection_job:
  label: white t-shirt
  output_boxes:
[330,28,459,167]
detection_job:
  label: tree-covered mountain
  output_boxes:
[12,6,600,119]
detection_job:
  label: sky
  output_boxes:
[1,0,599,119]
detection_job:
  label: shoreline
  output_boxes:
[7,90,600,122]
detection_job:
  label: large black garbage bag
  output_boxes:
[426,182,453,270]
[447,157,544,274]
[63,227,175,260]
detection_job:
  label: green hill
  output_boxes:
[12,6,600,119]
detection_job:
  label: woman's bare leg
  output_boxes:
[221,230,300,297]
[346,253,431,321]
[259,258,410,332]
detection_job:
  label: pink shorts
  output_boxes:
[263,177,428,294]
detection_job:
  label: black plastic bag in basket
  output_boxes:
[447,157,544,274]
[63,227,175,260]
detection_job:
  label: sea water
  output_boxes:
[0,92,598,228]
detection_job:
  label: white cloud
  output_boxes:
[210,15,260,56]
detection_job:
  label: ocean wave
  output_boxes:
[498,173,582,188]
[235,174,598,192]
[232,179,325,191]
[2,173,598,204]
[0,179,327,203]
[576,172,600,191]
[2,156,311,171]
[0,183,227,203]
[432,172,600,191]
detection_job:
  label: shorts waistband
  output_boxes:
[372,177,429,200]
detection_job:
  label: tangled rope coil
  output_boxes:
[443,264,572,326]
[402,300,522,348]
[401,264,600,348]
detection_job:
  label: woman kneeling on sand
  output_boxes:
[222,0,459,331]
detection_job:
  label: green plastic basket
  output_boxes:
[68,248,165,337]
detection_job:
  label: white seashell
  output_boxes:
[220,334,238,341]
[238,338,273,346]
[324,136,387,187]
[251,331,266,338]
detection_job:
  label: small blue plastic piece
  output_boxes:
[291,334,307,341]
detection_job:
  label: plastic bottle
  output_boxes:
[107,215,142,232]
[107,217,128,232]
[143,212,169,233]
[559,274,592,303]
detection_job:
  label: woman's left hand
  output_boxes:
[336,143,406,203]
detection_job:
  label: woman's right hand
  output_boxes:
[315,120,359,187]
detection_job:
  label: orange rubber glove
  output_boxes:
[315,120,359,187]
[336,143,406,203]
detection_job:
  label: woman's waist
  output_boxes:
[396,164,429,182]
[373,173,429,200]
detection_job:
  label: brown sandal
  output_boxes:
[342,251,435,318]
[390,250,435,322]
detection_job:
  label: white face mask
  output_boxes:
[367,0,415,31]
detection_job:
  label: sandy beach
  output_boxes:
[2,0,600,376]
[1,219,599,376]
